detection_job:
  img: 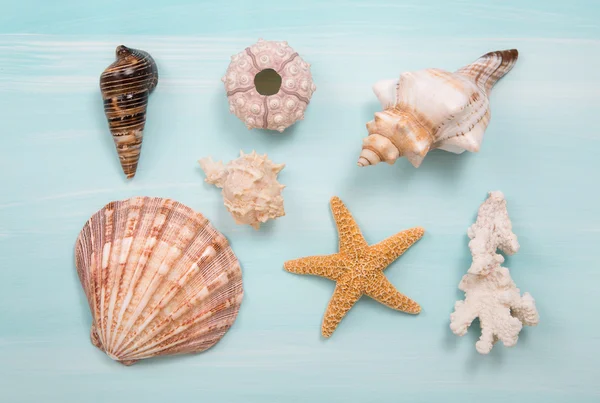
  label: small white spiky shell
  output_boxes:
[199,150,286,229]
[222,39,316,132]
[359,49,519,168]
[74,197,244,365]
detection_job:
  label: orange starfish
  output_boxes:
[284,196,424,338]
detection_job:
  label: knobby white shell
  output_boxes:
[359,49,519,168]
[199,151,285,229]
[75,197,244,365]
[222,39,316,132]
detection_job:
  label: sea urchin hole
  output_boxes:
[254,68,282,96]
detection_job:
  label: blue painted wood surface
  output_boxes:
[1,1,599,402]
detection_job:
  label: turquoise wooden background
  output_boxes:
[1,1,598,402]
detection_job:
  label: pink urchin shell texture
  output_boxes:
[222,39,316,133]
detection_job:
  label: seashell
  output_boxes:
[100,46,159,179]
[199,151,285,229]
[222,39,316,132]
[359,49,519,168]
[74,197,243,365]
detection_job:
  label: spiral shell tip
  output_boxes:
[115,45,130,56]
[357,157,370,167]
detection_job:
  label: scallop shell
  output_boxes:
[75,197,243,365]
[199,150,285,229]
[222,39,316,132]
[358,49,518,168]
[100,46,159,179]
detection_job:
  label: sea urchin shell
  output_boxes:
[222,39,316,132]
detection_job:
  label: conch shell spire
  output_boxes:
[100,45,158,179]
[359,49,518,168]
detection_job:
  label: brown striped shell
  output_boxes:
[75,197,243,365]
[100,46,158,179]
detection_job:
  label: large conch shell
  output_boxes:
[358,49,519,168]
[75,197,243,365]
[199,151,285,229]
[222,39,316,132]
[100,46,159,179]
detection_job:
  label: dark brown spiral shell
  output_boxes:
[100,45,158,179]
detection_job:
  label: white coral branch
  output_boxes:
[450,191,539,354]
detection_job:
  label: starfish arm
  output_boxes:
[369,227,425,269]
[330,197,368,256]
[365,272,421,314]
[284,255,346,281]
[321,278,363,338]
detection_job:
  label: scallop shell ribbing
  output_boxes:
[75,197,243,365]
[222,39,316,132]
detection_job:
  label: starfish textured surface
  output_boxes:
[284,196,424,338]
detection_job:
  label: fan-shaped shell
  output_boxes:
[222,39,316,132]
[75,197,243,365]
